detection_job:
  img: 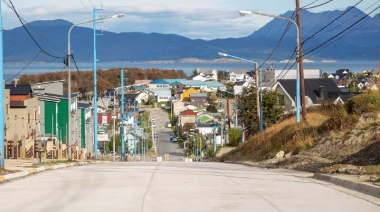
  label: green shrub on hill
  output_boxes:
[344,93,380,115]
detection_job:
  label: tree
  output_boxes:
[217,70,229,82]
[182,123,196,133]
[237,85,284,135]
[206,105,218,113]
[108,134,121,152]
[228,128,242,146]
[237,86,259,135]
[261,89,284,128]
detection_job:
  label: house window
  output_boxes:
[278,95,285,106]
[28,113,30,124]
[6,104,8,115]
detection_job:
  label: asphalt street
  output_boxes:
[0,162,379,212]
[149,108,183,161]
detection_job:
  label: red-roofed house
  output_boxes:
[179,109,197,128]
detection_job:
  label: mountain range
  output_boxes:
[4,6,380,63]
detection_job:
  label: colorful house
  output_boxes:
[180,87,199,102]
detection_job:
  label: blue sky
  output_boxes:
[2,0,378,40]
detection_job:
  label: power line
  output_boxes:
[303,0,364,44]
[259,12,296,69]
[303,0,334,10]
[303,4,380,57]
[5,50,43,82]
[6,0,65,60]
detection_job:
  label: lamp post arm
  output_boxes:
[218,52,259,66]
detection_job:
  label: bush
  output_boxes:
[228,128,242,146]
[344,93,380,115]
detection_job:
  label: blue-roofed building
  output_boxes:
[149,79,188,88]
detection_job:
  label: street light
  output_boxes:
[67,13,123,160]
[239,10,301,123]
[0,2,4,169]
[110,90,117,162]
[218,52,263,132]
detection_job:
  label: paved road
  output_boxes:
[149,108,183,161]
[0,162,379,212]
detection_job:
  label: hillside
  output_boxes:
[4,7,380,62]
[221,96,380,185]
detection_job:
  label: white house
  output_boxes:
[192,70,218,82]
[144,88,172,103]
[233,81,252,95]
[228,70,248,82]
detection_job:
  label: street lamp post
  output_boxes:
[218,52,263,131]
[67,13,124,161]
[239,10,301,123]
[0,2,4,169]
[110,90,117,162]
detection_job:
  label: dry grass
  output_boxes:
[223,112,330,162]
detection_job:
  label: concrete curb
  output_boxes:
[235,161,380,198]
[314,173,380,198]
[0,161,93,183]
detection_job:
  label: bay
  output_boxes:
[3,60,379,83]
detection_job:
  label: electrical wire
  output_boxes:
[6,0,66,60]
[303,4,380,57]
[303,0,334,10]
[5,50,43,82]
[301,0,320,9]
[303,0,364,44]
[80,0,93,18]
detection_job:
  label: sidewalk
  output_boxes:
[0,159,95,182]
[239,161,380,199]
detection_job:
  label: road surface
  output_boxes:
[0,162,379,211]
[149,108,183,161]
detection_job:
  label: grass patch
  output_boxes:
[0,169,18,175]
[363,166,380,175]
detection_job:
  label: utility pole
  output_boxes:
[120,70,125,162]
[0,1,5,169]
[226,98,231,129]
[296,0,307,122]
[255,63,260,131]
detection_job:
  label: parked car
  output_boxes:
[170,136,178,142]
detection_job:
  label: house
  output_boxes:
[181,87,199,102]
[233,81,251,95]
[78,102,93,151]
[119,93,139,107]
[192,70,218,82]
[203,81,227,91]
[179,109,197,128]
[229,70,248,82]
[144,88,172,103]
[262,68,321,87]
[189,93,208,107]
[31,80,65,95]
[172,101,186,117]
[196,114,216,124]
[135,79,152,88]
[272,78,343,112]
[5,84,39,159]
[149,79,188,88]
[33,92,78,144]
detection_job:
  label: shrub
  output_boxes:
[228,128,242,146]
[344,93,380,115]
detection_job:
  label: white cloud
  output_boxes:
[2,0,376,40]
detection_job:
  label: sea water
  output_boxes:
[3,60,378,83]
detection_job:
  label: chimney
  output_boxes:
[319,86,325,100]
[13,78,19,87]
